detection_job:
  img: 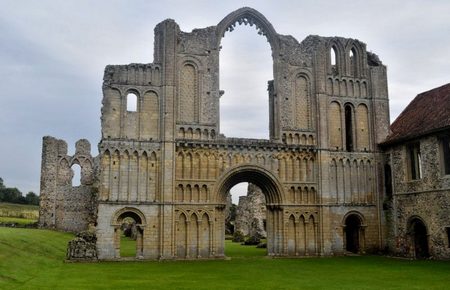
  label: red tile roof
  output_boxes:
[383,83,450,145]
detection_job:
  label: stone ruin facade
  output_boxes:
[234,184,266,238]
[39,7,389,259]
[38,7,448,260]
[39,137,97,233]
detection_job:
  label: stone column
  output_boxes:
[209,220,214,257]
[114,226,121,258]
[295,220,300,256]
[186,220,191,257]
[197,219,202,258]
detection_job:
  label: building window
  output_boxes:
[408,143,422,180]
[330,46,337,74]
[349,48,357,76]
[127,93,138,112]
[384,164,393,199]
[71,164,81,186]
[441,134,450,175]
[446,227,450,248]
[345,104,354,152]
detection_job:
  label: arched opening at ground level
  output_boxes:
[215,165,285,256]
[344,212,365,254]
[408,217,429,259]
[226,183,267,256]
[112,208,145,259]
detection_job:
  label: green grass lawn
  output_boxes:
[1,228,450,289]
[120,235,137,257]
[225,240,266,257]
[0,216,37,225]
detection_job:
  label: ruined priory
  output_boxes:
[39,8,450,260]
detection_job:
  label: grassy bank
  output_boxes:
[0,202,39,219]
[1,228,449,289]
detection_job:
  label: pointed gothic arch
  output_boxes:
[216,7,280,54]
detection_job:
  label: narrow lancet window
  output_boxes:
[345,105,354,152]
[350,48,357,76]
[331,46,337,74]
[408,143,422,180]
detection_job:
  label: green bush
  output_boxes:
[232,230,245,243]
[243,235,261,245]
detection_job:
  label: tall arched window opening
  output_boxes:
[127,93,138,112]
[219,23,272,139]
[330,46,337,74]
[384,164,393,200]
[349,48,357,76]
[72,164,81,186]
[345,105,354,152]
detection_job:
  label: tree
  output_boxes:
[0,187,23,203]
[0,177,39,205]
[26,192,40,205]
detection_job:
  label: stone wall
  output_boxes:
[67,231,98,261]
[39,136,98,232]
[385,133,450,259]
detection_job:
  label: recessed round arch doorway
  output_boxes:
[214,164,285,256]
[343,211,366,254]
[407,216,430,259]
[111,207,146,259]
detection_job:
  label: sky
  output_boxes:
[0,0,449,202]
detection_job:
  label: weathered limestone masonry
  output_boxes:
[40,7,390,260]
[385,136,450,259]
[39,137,97,232]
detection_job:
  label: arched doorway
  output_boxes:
[408,217,429,259]
[214,165,284,256]
[344,213,364,253]
[112,208,146,259]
